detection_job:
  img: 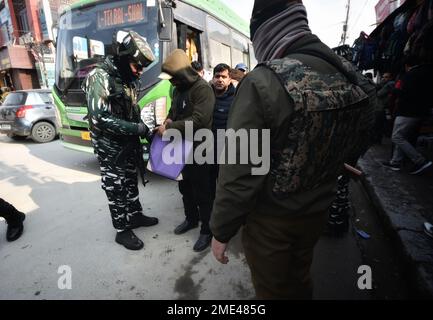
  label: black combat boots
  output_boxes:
[6,211,25,242]
[115,230,144,250]
[126,214,159,230]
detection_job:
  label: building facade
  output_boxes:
[0,0,77,91]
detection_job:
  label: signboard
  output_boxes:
[375,0,408,24]
[375,0,391,24]
[97,2,147,30]
[39,0,54,41]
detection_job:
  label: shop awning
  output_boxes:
[369,0,417,38]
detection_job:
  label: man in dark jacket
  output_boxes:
[210,0,375,299]
[156,49,215,252]
[210,63,236,201]
[82,31,158,251]
[0,198,25,242]
[382,56,433,174]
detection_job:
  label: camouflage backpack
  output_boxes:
[264,55,375,199]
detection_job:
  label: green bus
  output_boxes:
[53,0,255,155]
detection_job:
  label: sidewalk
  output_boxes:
[358,139,433,298]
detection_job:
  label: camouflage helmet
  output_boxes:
[118,30,155,68]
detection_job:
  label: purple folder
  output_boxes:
[147,134,193,180]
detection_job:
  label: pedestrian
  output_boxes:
[191,61,205,78]
[210,0,375,299]
[234,62,248,75]
[82,31,158,251]
[209,63,236,201]
[229,68,245,87]
[156,49,215,252]
[382,55,433,174]
[0,198,25,242]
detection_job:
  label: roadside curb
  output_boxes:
[358,152,433,299]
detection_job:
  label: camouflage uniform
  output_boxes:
[83,57,146,231]
[211,34,376,299]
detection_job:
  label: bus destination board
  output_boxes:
[97,2,147,30]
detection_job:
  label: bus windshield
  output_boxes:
[55,0,161,94]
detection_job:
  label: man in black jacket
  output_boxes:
[210,63,236,201]
[157,49,215,252]
[382,56,433,174]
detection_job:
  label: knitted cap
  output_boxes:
[250,0,302,39]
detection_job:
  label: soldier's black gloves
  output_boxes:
[137,122,150,139]
[137,122,155,142]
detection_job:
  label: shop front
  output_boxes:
[0,44,40,90]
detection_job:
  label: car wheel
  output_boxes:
[31,121,56,143]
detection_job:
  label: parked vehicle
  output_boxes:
[0,89,58,143]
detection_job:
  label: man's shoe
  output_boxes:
[174,220,198,235]
[6,211,25,242]
[382,161,401,171]
[127,215,159,229]
[115,230,144,250]
[193,233,212,252]
[409,161,432,175]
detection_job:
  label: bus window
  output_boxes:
[207,16,232,67]
[186,32,199,62]
[207,16,230,44]
[232,31,249,69]
[209,39,231,67]
[176,23,202,63]
[248,43,258,69]
[232,48,244,68]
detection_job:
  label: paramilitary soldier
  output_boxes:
[210,0,375,299]
[82,31,158,251]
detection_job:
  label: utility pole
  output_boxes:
[340,0,351,46]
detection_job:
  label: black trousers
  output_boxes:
[0,198,21,224]
[179,164,212,234]
[209,164,219,202]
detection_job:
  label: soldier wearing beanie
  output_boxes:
[210,0,375,299]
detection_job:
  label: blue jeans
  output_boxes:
[391,116,425,165]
